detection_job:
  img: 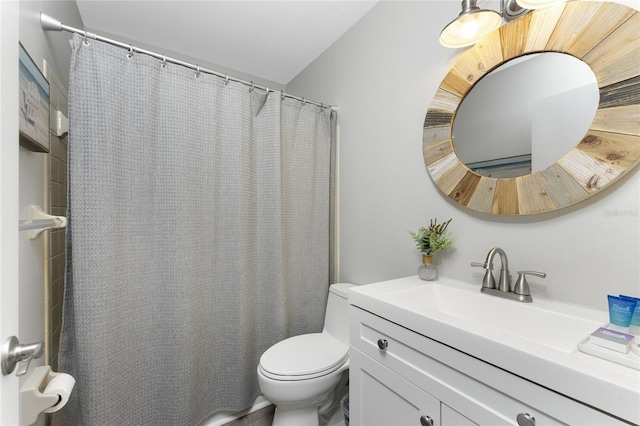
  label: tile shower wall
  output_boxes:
[44,66,68,372]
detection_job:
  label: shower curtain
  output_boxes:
[55,34,336,425]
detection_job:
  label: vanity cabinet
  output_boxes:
[349,306,625,426]
[350,349,442,426]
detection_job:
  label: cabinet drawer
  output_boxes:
[350,306,623,425]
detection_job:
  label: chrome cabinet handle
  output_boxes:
[377,339,388,350]
[419,415,434,426]
[517,412,536,426]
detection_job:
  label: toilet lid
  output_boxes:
[259,333,348,379]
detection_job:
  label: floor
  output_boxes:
[226,399,348,426]
[225,405,275,426]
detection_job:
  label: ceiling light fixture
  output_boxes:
[439,0,503,49]
[439,0,564,49]
[515,0,563,9]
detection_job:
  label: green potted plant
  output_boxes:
[409,218,454,280]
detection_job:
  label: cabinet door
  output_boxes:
[441,404,477,426]
[350,348,440,426]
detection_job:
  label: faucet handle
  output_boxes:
[514,271,546,296]
[471,262,496,289]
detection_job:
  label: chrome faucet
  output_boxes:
[475,247,510,292]
[471,247,545,303]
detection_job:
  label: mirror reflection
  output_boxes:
[453,53,599,178]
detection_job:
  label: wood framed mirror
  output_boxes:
[423,1,639,215]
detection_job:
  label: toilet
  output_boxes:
[257,283,355,426]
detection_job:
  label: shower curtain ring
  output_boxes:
[265,87,270,97]
[224,74,229,86]
[249,81,255,92]
[83,30,89,46]
[302,98,306,106]
[281,91,285,101]
[127,45,134,59]
[195,65,200,78]
[161,54,167,69]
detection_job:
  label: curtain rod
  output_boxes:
[39,12,338,112]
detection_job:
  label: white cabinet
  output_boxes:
[349,306,624,426]
[441,404,476,426]
[350,348,440,426]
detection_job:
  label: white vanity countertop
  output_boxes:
[348,275,640,424]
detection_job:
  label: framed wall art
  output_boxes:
[19,42,50,153]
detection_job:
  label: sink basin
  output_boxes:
[348,276,638,425]
[383,281,606,353]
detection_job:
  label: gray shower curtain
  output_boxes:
[55,34,335,425]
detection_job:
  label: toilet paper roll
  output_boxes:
[42,373,76,413]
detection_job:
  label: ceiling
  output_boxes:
[75,1,379,85]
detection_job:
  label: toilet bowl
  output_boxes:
[257,283,355,426]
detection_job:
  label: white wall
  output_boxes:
[0,2,21,423]
[287,0,640,311]
[18,145,46,384]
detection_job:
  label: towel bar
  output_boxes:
[18,205,67,239]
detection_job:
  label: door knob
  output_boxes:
[377,339,388,350]
[1,336,44,376]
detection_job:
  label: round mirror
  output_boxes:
[453,53,599,178]
[423,1,640,215]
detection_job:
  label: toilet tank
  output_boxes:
[323,283,356,344]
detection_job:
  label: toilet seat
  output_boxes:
[259,333,348,381]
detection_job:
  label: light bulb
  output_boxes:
[439,5,502,48]
[460,19,480,39]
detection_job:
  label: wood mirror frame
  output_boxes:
[423,1,639,215]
